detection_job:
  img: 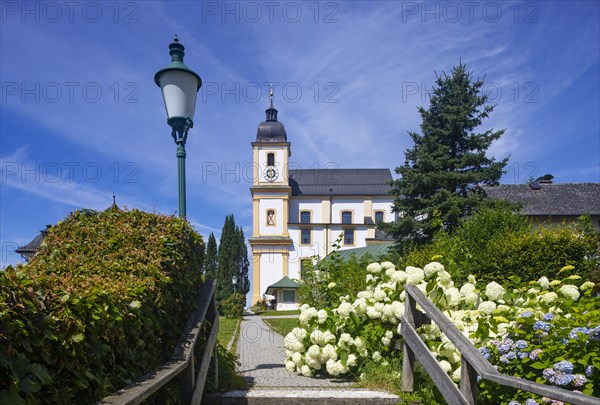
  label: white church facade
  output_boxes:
[249,98,395,309]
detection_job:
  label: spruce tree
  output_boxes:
[216,215,237,302]
[383,62,508,247]
[204,233,218,276]
[237,227,250,298]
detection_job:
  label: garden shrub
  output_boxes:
[0,208,205,404]
[405,207,599,284]
[221,292,245,319]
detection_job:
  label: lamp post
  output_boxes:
[232,275,238,294]
[155,36,202,219]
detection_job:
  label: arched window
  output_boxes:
[267,153,275,166]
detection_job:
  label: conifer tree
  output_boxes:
[237,227,250,297]
[216,215,237,302]
[383,62,508,247]
[204,233,218,276]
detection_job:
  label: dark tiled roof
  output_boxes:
[483,183,600,216]
[266,276,299,290]
[288,169,392,196]
[15,227,50,254]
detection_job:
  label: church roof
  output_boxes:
[483,183,600,216]
[288,169,392,196]
[256,88,287,142]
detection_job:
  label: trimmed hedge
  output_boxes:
[405,208,599,284]
[0,209,204,404]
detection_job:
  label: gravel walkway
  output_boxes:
[236,312,355,388]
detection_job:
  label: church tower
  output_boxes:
[249,88,293,305]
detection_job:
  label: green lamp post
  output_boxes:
[154,36,202,219]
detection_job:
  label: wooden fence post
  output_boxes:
[461,356,477,404]
[180,349,195,404]
[402,291,417,392]
[212,294,219,390]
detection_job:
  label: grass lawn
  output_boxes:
[256,309,300,317]
[217,316,239,349]
[263,318,299,336]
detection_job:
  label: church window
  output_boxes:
[341,211,352,224]
[375,211,385,223]
[300,211,311,224]
[301,228,311,245]
[344,228,355,245]
[267,152,275,166]
[266,209,276,226]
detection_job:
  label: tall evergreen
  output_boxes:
[237,227,250,298]
[204,233,218,276]
[216,215,237,302]
[383,62,508,248]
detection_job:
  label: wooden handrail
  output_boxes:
[398,284,600,405]
[98,278,219,405]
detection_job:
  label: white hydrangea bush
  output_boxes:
[284,261,593,383]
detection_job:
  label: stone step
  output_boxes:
[207,388,399,404]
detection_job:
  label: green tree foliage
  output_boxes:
[405,207,600,285]
[383,62,508,248]
[204,232,218,276]
[215,215,250,310]
[0,209,204,404]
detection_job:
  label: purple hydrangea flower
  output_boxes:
[525,400,538,405]
[543,313,554,321]
[589,325,600,341]
[560,338,568,344]
[543,368,556,383]
[569,327,590,339]
[518,351,529,359]
[513,340,529,350]
[572,374,587,387]
[499,343,512,355]
[553,360,574,374]
[529,349,543,360]
[508,401,521,405]
[554,371,574,386]
[534,321,551,332]
[585,365,594,377]
[520,311,533,318]
[479,347,491,360]
[506,351,517,360]
[500,355,510,364]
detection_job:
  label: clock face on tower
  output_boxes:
[265,166,279,182]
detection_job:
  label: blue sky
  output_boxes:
[1,0,599,268]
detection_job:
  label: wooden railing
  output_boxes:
[98,279,219,405]
[398,284,600,405]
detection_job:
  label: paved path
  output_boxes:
[236,312,354,388]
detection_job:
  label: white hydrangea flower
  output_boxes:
[460,283,476,295]
[352,298,368,315]
[291,327,308,341]
[496,304,510,313]
[366,263,382,273]
[300,303,309,311]
[317,309,328,324]
[337,302,353,318]
[347,354,357,367]
[527,287,540,295]
[381,336,391,346]
[284,331,305,352]
[467,274,477,284]
[391,270,408,284]
[439,360,452,373]
[327,282,336,289]
[437,270,453,287]
[537,276,550,290]
[305,355,321,370]
[559,284,580,301]
[366,274,375,283]
[292,352,303,365]
[424,261,444,278]
[367,304,383,319]
[452,366,461,383]
[372,351,382,362]
[374,288,387,302]
[478,300,497,315]
[485,281,506,301]
[321,344,338,362]
[310,329,335,345]
[357,290,373,300]
[381,261,395,270]
[353,336,364,349]
[385,267,396,277]
[301,364,313,377]
[444,287,461,307]
[307,344,321,358]
[542,291,558,304]
[285,360,296,372]
[406,266,425,284]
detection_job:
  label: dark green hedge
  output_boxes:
[405,208,599,284]
[0,209,204,404]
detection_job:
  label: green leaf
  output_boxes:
[28,364,52,385]
[530,361,546,370]
[18,377,41,393]
[71,333,85,343]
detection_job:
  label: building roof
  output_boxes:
[266,276,299,291]
[256,100,287,142]
[288,169,393,196]
[335,242,395,260]
[15,226,51,255]
[483,183,600,216]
